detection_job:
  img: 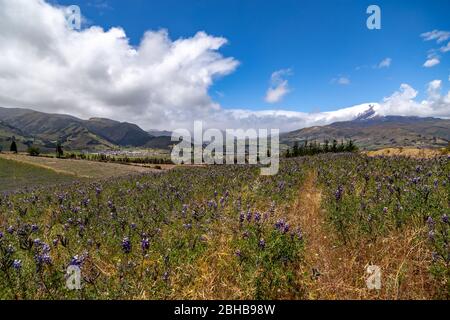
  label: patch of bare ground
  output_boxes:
[291,171,437,299]
[365,147,446,159]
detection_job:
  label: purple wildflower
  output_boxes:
[141,238,150,252]
[7,226,14,234]
[12,259,22,271]
[121,237,132,254]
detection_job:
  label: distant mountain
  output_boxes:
[281,115,450,150]
[147,129,172,137]
[0,107,172,151]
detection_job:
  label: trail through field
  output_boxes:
[292,171,436,299]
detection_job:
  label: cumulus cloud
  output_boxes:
[0,0,238,130]
[264,69,292,103]
[376,57,392,68]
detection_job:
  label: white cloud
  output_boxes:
[421,30,450,43]
[217,81,449,132]
[423,58,440,67]
[331,76,350,85]
[441,42,450,53]
[265,69,292,103]
[377,57,392,68]
[0,0,238,130]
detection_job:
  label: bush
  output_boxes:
[27,146,41,156]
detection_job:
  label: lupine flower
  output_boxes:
[235,250,242,258]
[442,214,449,224]
[7,226,14,234]
[335,186,344,201]
[141,238,150,251]
[6,244,15,254]
[122,237,132,254]
[12,259,22,271]
[246,210,252,222]
[428,230,435,241]
[258,239,266,249]
[163,272,169,282]
[254,212,261,223]
[69,255,84,267]
[0,231,3,239]
[383,207,388,214]
[34,242,52,269]
[31,224,39,232]
[426,216,435,228]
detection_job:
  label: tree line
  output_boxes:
[285,139,358,157]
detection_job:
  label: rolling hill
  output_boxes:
[0,107,172,151]
[1,105,449,152]
[281,116,450,150]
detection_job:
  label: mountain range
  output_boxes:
[0,106,448,152]
[0,107,172,152]
[280,111,450,150]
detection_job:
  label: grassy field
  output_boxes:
[0,153,160,179]
[0,153,448,300]
[0,158,75,193]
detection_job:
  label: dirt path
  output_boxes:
[291,171,436,300]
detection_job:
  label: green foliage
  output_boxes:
[286,139,358,157]
[27,146,40,157]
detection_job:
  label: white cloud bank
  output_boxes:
[0,0,449,133]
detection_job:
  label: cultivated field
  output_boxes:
[0,153,161,179]
[0,153,448,299]
[0,158,75,193]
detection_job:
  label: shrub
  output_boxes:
[27,146,40,156]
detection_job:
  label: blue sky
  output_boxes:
[1,0,449,130]
[54,0,450,113]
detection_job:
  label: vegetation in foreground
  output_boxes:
[0,154,448,299]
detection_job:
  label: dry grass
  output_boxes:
[291,172,437,300]
[365,147,446,159]
[0,153,161,178]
